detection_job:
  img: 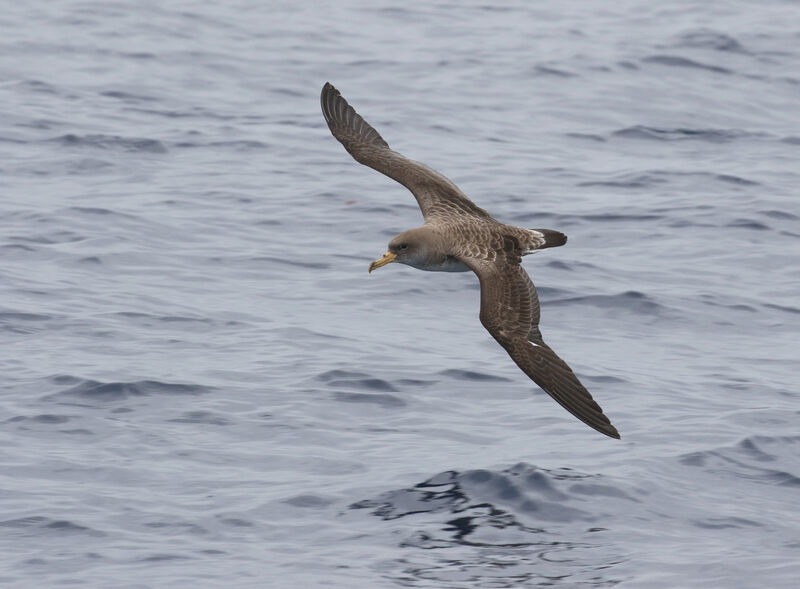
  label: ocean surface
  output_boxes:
[1,1,799,587]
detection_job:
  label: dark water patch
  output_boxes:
[737,438,777,462]
[580,170,759,189]
[0,135,27,144]
[439,369,511,382]
[781,136,800,145]
[66,206,137,217]
[698,294,758,314]
[16,79,63,95]
[693,516,762,529]
[219,518,253,527]
[174,139,269,151]
[0,516,104,537]
[548,291,663,314]
[613,125,760,143]
[128,107,225,120]
[333,391,406,407]
[45,379,214,404]
[760,209,798,220]
[565,132,606,142]
[100,90,158,102]
[316,369,370,382]
[144,521,207,535]
[715,174,759,186]
[78,256,102,264]
[139,553,192,562]
[52,134,167,153]
[282,494,335,508]
[168,411,231,425]
[268,327,346,344]
[726,218,771,230]
[11,229,86,244]
[675,29,748,53]
[578,174,668,189]
[573,213,664,222]
[582,374,628,385]
[1,243,37,252]
[0,311,55,334]
[5,414,72,425]
[396,378,439,388]
[67,158,115,173]
[545,260,573,271]
[642,54,732,74]
[764,302,800,315]
[0,311,52,322]
[107,312,228,333]
[326,377,397,392]
[252,256,330,270]
[533,65,577,77]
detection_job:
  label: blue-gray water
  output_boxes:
[1,1,799,587]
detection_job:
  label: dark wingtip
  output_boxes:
[320,82,339,123]
[537,229,568,249]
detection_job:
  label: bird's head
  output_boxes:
[368,227,434,273]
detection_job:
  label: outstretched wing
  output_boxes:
[320,82,491,221]
[461,237,620,439]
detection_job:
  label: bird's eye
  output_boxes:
[399,243,408,250]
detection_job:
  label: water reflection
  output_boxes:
[351,463,628,586]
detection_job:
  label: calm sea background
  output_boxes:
[1,1,799,587]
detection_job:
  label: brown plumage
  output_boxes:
[320,82,620,439]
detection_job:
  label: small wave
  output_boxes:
[174,139,269,151]
[351,463,635,528]
[100,90,158,102]
[333,392,406,407]
[642,54,731,74]
[565,132,606,142]
[326,377,398,393]
[533,65,577,78]
[282,495,334,508]
[613,125,760,143]
[578,174,668,188]
[0,516,105,537]
[764,302,800,315]
[549,291,663,314]
[693,516,762,529]
[44,378,214,404]
[439,368,511,382]
[678,435,800,487]
[715,174,760,186]
[726,218,771,231]
[0,311,55,334]
[5,414,71,425]
[578,170,760,189]
[675,29,748,53]
[168,411,231,425]
[52,134,167,153]
[760,209,798,220]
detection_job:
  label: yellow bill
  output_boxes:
[368,251,396,273]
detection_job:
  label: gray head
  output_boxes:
[368,226,438,273]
